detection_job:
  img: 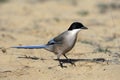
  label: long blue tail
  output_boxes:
[11,44,47,49]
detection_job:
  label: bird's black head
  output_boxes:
[68,22,88,30]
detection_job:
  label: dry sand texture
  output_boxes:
[0,0,120,80]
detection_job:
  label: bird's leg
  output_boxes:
[57,57,63,68]
[63,54,76,66]
[57,54,64,68]
[63,54,69,59]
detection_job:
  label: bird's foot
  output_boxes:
[68,59,76,66]
[59,61,67,68]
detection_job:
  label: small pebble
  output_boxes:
[1,47,7,53]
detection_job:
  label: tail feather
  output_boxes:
[11,45,47,49]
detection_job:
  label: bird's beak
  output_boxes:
[81,26,88,29]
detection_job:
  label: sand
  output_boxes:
[0,0,120,80]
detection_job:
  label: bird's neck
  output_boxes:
[69,29,81,35]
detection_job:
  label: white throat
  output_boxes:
[69,29,81,35]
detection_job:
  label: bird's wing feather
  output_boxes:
[47,31,66,45]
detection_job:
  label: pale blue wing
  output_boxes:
[47,38,62,45]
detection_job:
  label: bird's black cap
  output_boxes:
[68,22,88,30]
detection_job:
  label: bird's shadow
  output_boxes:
[17,55,107,64]
[54,58,107,64]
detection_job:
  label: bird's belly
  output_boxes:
[55,36,76,54]
[45,35,76,55]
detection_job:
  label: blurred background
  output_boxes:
[0,0,120,80]
[0,0,120,47]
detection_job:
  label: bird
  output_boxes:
[11,22,88,67]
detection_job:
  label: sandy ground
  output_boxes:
[0,0,120,80]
